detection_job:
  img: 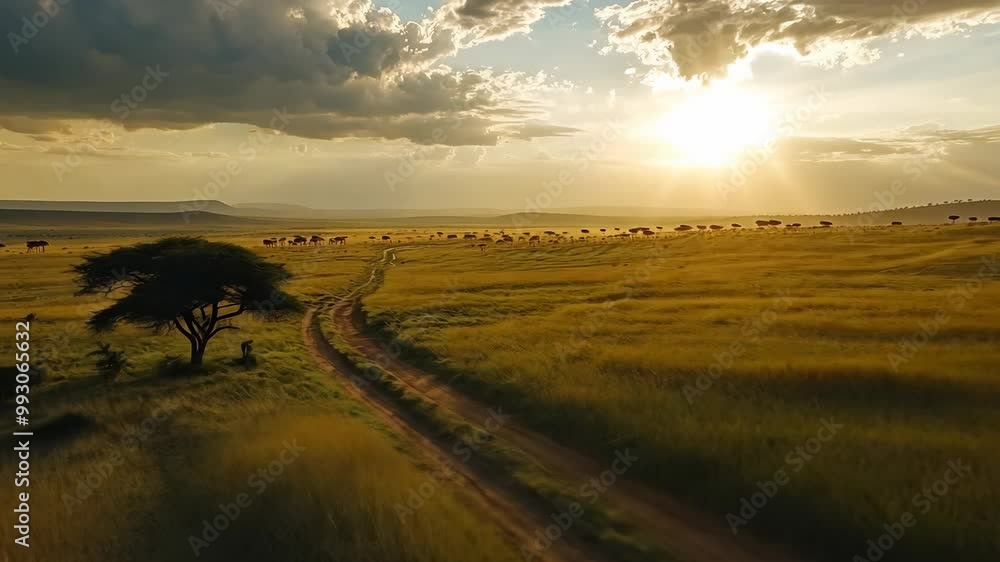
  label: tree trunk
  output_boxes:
[190,341,206,365]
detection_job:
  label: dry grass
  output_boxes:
[362,224,1000,561]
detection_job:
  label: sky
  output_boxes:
[0,0,999,213]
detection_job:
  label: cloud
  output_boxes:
[440,0,574,43]
[509,121,582,139]
[0,0,576,144]
[595,0,1000,81]
[776,124,1000,162]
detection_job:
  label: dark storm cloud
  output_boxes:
[0,0,575,143]
[597,0,1000,79]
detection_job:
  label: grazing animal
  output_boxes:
[581,229,590,234]
[948,215,960,224]
[768,220,782,226]
[710,225,724,230]
[463,233,477,240]
[278,237,287,246]
[731,223,742,228]
[696,225,707,230]
[529,235,541,246]
[969,217,978,222]
[262,239,275,248]
[381,235,391,242]
[819,221,833,227]
[891,221,903,226]
[987,217,1000,223]
[674,225,693,232]
[755,220,769,227]
[477,243,488,252]
[241,340,254,361]
[447,234,458,239]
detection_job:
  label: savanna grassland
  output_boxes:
[361,224,1000,561]
[0,228,524,562]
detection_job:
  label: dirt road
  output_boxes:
[305,247,811,562]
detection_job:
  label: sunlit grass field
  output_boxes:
[0,230,522,562]
[362,224,1000,561]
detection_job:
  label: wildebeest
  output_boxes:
[463,233,477,241]
[26,240,50,253]
[891,221,903,226]
[755,220,769,227]
[381,235,391,242]
[731,223,742,228]
[447,234,458,239]
[674,225,693,232]
[309,235,325,245]
[988,217,1000,223]
[262,239,275,248]
[819,221,833,227]
[528,235,541,245]
[477,243,488,252]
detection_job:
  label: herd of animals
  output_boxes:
[5,216,998,256]
[261,235,348,247]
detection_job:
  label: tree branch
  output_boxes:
[217,304,245,321]
[209,325,241,338]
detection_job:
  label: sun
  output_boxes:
[656,85,774,167]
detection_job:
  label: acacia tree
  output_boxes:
[74,237,301,365]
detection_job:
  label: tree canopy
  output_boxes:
[73,237,301,364]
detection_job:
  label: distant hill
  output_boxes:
[0,209,254,227]
[0,199,995,227]
[0,200,241,216]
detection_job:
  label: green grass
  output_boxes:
[361,224,1000,561]
[0,231,522,562]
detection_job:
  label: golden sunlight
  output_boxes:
[657,85,774,167]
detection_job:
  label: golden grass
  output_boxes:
[0,231,520,562]
[362,224,1000,561]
